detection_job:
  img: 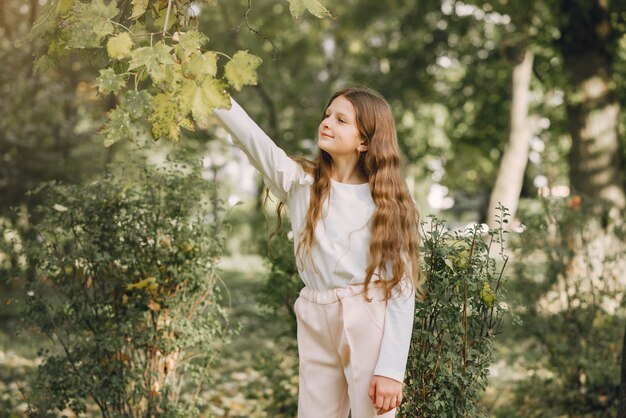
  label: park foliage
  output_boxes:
[19,151,228,416]
[29,0,329,146]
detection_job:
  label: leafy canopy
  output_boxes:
[30,0,329,145]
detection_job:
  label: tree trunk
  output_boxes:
[487,48,534,230]
[564,47,625,208]
[557,1,626,415]
[559,1,626,209]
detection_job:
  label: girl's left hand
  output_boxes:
[368,375,403,415]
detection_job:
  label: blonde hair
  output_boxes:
[271,86,421,300]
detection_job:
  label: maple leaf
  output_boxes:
[128,42,174,83]
[67,0,119,48]
[130,0,149,19]
[180,78,229,128]
[122,90,153,120]
[183,51,218,80]
[107,32,133,60]
[102,107,132,147]
[287,0,330,18]
[175,29,209,59]
[150,93,183,141]
[95,68,126,94]
[224,50,262,91]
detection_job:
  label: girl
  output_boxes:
[213,86,420,418]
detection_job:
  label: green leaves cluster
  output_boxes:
[30,0,330,147]
[400,204,515,417]
[30,0,262,146]
[21,151,228,416]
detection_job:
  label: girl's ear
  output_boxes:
[357,141,369,153]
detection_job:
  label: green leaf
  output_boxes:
[183,51,218,80]
[180,78,229,128]
[29,0,74,40]
[107,32,134,60]
[130,0,149,19]
[287,0,330,18]
[122,90,153,120]
[154,4,177,32]
[33,55,57,74]
[67,0,119,48]
[128,42,174,83]
[224,51,262,91]
[102,107,132,147]
[95,68,126,94]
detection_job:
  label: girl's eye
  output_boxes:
[338,118,345,123]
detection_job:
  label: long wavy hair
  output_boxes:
[269,86,421,300]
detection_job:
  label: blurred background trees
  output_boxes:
[1,0,626,416]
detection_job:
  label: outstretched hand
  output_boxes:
[368,375,403,415]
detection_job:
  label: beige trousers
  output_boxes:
[294,283,396,418]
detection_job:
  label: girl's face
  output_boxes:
[318,95,368,157]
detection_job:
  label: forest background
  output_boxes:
[1,0,626,416]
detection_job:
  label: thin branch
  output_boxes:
[163,0,174,35]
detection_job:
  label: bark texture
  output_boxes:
[560,0,626,208]
[487,48,534,229]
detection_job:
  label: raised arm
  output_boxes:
[213,97,311,203]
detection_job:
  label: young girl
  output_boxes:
[213,86,420,418]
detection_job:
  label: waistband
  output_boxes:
[298,282,386,305]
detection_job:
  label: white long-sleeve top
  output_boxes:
[214,97,415,383]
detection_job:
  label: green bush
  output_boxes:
[19,151,228,417]
[400,205,514,418]
[505,196,626,417]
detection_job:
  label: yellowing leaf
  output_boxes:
[130,0,149,19]
[287,0,330,18]
[67,0,119,48]
[180,78,229,128]
[175,29,209,59]
[183,51,218,79]
[107,32,134,59]
[149,93,183,141]
[125,276,157,291]
[128,42,174,83]
[95,68,126,94]
[224,50,262,91]
[480,283,496,308]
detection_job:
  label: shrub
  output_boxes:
[505,195,626,417]
[400,204,514,417]
[20,151,228,416]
